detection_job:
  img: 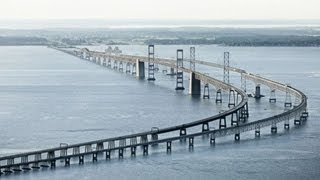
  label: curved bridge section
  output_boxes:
[0,47,308,175]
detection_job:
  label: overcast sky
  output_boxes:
[1,0,320,20]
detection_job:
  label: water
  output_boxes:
[0,45,319,179]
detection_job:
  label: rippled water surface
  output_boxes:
[0,46,319,179]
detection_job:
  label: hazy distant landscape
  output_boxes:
[1,20,320,47]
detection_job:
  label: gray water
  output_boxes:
[0,45,319,179]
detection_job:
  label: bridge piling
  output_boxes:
[189,72,201,96]
[79,155,84,164]
[106,151,111,160]
[126,63,131,73]
[132,63,136,75]
[189,137,194,148]
[228,89,236,107]
[119,61,123,72]
[131,146,136,156]
[136,59,145,79]
[269,89,276,103]
[119,149,124,158]
[255,85,262,99]
[219,117,227,129]
[167,141,172,152]
[210,133,216,144]
[284,90,292,107]
[234,133,240,141]
[107,58,111,68]
[65,157,70,166]
[143,145,148,155]
[271,122,277,133]
[203,83,210,99]
[92,153,98,162]
[216,89,222,103]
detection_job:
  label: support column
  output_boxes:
[228,89,236,107]
[210,133,215,144]
[203,83,210,99]
[136,59,145,79]
[132,63,136,75]
[147,45,156,81]
[271,122,277,133]
[126,63,131,73]
[167,141,172,152]
[269,89,276,103]
[119,61,123,72]
[189,137,194,148]
[188,72,201,96]
[143,145,148,155]
[216,89,222,103]
[219,117,227,129]
[175,49,185,90]
[255,84,261,99]
[285,85,292,107]
[255,125,260,137]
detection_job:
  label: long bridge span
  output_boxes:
[0,46,308,175]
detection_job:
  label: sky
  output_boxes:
[0,0,320,20]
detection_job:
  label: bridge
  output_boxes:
[0,45,308,175]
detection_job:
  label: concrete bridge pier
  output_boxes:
[113,60,118,69]
[119,61,123,72]
[93,56,96,63]
[106,151,111,159]
[79,155,84,164]
[102,58,107,66]
[219,117,227,129]
[131,146,136,156]
[271,122,277,133]
[166,141,172,152]
[210,133,215,144]
[203,83,210,99]
[97,57,101,64]
[21,156,31,171]
[216,89,222,103]
[269,89,276,103]
[136,59,145,79]
[284,91,292,107]
[107,59,111,68]
[118,149,124,158]
[228,89,236,107]
[231,111,239,126]
[143,145,148,155]
[254,84,262,99]
[188,72,201,96]
[189,137,194,148]
[132,63,136,75]
[65,157,70,166]
[284,120,290,129]
[234,129,240,141]
[255,125,260,137]
[126,63,131,73]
